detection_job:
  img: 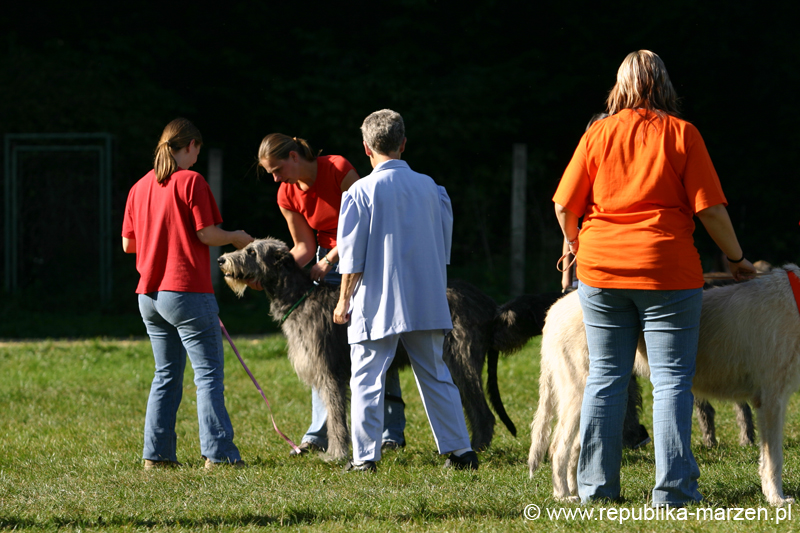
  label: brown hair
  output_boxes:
[257,133,317,165]
[606,50,679,117]
[154,118,203,184]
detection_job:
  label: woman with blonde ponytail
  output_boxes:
[123,118,254,470]
[553,51,755,506]
[256,133,407,456]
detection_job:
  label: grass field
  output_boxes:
[1,334,798,531]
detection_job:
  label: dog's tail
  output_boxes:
[486,347,517,437]
[528,358,554,477]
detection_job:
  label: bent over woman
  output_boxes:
[123,118,254,469]
[258,134,407,455]
[553,51,755,506]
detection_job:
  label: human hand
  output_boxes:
[567,237,579,255]
[730,258,757,282]
[333,299,350,324]
[310,260,332,283]
[231,231,255,250]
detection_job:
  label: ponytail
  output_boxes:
[154,118,203,184]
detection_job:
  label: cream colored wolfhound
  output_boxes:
[529,265,800,506]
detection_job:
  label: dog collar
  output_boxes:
[280,285,318,325]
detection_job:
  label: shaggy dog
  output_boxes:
[528,266,800,506]
[219,237,537,459]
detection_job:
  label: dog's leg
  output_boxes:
[735,402,755,446]
[694,399,718,448]
[318,376,350,461]
[566,432,581,499]
[551,383,582,502]
[550,414,575,501]
[756,395,794,506]
[622,377,650,449]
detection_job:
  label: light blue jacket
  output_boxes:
[337,159,453,343]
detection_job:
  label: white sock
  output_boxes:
[452,447,473,457]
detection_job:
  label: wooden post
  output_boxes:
[208,149,223,287]
[510,143,527,296]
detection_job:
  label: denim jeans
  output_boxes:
[577,282,702,506]
[302,247,406,448]
[139,291,240,464]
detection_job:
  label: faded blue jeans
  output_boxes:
[577,282,703,506]
[302,247,406,449]
[139,291,240,464]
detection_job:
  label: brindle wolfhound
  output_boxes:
[219,237,538,460]
[529,266,800,506]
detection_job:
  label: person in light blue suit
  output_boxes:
[333,109,477,472]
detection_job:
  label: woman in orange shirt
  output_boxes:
[553,51,755,506]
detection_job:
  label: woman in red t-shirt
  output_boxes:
[257,134,406,455]
[123,118,254,470]
[553,51,755,507]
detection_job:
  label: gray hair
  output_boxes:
[360,109,405,155]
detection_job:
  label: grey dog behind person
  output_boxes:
[332,109,478,472]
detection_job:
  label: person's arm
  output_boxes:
[339,169,360,193]
[695,204,756,281]
[308,169,360,282]
[555,202,580,255]
[333,272,363,324]
[196,225,254,249]
[122,236,136,253]
[280,207,317,267]
[310,246,339,282]
[561,239,574,291]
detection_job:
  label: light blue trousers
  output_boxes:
[350,330,470,463]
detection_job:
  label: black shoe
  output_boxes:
[444,451,479,471]
[344,460,377,472]
[381,440,406,451]
[289,441,324,457]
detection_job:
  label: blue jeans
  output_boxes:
[139,292,240,464]
[577,282,702,506]
[302,247,406,448]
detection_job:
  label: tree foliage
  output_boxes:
[1,1,798,312]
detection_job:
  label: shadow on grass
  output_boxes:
[0,513,279,529]
[1,505,524,528]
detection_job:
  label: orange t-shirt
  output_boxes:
[277,155,355,249]
[553,109,727,290]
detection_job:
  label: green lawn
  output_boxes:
[0,335,797,531]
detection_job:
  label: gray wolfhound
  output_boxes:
[528,266,800,506]
[219,237,537,460]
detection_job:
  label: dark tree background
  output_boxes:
[2,1,798,334]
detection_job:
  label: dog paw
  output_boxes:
[555,495,580,504]
[767,494,795,506]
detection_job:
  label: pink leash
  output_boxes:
[219,318,301,454]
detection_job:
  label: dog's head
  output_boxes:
[218,237,293,297]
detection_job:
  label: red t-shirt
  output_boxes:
[122,169,222,294]
[553,109,727,290]
[277,155,355,249]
